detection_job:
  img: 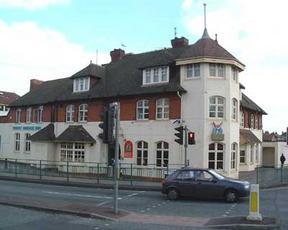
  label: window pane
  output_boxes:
[208,162,215,169]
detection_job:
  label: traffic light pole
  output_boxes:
[184,125,188,167]
[113,103,120,214]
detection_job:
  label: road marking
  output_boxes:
[42,191,122,200]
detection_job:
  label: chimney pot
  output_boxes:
[110,49,125,62]
[171,37,189,48]
[30,79,44,91]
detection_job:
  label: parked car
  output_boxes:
[161,168,250,202]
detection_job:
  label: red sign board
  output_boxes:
[124,140,133,158]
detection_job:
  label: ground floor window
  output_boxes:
[240,150,246,164]
[136,141,148,166]
[15,133,20,152]
[156,141,169,167]
[208,143,224,170]
[60,143,85,162]
[250,145,254,164]
[25,133,31,152]
[231,143,237,169]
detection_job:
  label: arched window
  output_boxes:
[156,141,169,167]
[231,143,237,169]
[136,100,149,120]
[208,143,224,170]
[209,96,225,118]
[78,104,88,122]
[232,98,238,121]
[66,104,74,122]
[136,141,148,166]
[156,98,169,120]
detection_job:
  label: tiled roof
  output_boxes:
[10,34,243,107]
[55,125,96,143]
[29,123,55,142]
[241,93,267,115]
[240,129,261,145]
[70,63,105,79]
[0,91,19,105]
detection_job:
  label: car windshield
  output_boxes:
[208,169,225,180]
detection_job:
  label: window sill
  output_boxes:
[185,76,201,80]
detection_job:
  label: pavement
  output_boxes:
[0,173,281,229]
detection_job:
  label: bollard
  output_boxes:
[247,184,262,221]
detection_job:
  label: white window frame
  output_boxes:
[240,111,244,128]
[137,100,149,120]
[250,114,255,129]
[208,143,224,170]
[34,106,43,123]
[143,66,169,85]
[209,63,226,78]
[73,77,90,93]
[25,133,31,152]
[240,150,246,164]
[232,98,238,121]
[66,104,75,122]
[156,98,169,120]
[15,133,20,152]
[156,141,169,167]
[232,67,238,82]
[231,143,237,169]
[250,145,254,164]
[60,143,85,162]
[26,107,32,123]
[209,96,225,118]
[186,63,200,78]
[255,115,258,129]
[78,104,88,122]
[16,109,21,123]
[136,141,148,166]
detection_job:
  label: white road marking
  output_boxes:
[42,191,121,200]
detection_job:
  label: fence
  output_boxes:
[239,164,288,188]
[0,158,183,186]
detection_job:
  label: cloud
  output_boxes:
[0,20,110,96]
[0,0,69,9]
[181,0,288,132]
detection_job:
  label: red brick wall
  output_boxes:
[0,93,181,124]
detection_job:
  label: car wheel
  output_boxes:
[167,188,179,200]
[224,189,238,203]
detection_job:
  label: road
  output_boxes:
[0,180,286,229]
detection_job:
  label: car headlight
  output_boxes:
[244,184,250,190]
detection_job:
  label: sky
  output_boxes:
[0,0,287,133]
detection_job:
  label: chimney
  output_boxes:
[171,37,189,48]
[110,49,125,62]
[30,79,44,91]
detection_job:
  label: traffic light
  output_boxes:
[98,106,114,144]
[174,126,184,145]
[188,131,195,145]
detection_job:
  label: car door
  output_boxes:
[194,170,225,199]
[174,170,198,197]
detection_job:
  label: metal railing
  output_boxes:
[0,158,183,186]
[239,164,288,188]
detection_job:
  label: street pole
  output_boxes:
[184,125,188,167]
[113,103,119,214]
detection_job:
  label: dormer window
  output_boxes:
[143,66,169,85]
[73,77,90,92]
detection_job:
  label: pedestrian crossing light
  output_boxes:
[174,126,184,145]
[188,132,196,145]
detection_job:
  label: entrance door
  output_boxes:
[262,147,275,167]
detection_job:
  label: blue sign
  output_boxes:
[13,125,42,131]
